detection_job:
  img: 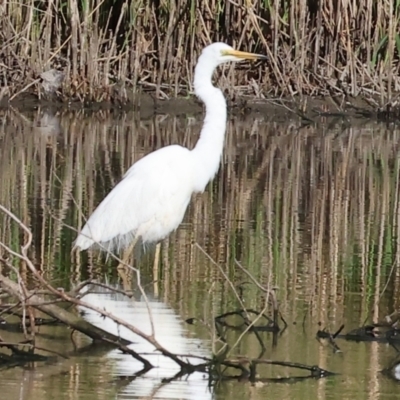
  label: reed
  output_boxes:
[1,1,399,103]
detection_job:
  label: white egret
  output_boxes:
[74,43,267,268]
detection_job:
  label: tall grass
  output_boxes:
[1,1,400,102]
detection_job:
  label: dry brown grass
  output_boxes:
[1,1,400,104]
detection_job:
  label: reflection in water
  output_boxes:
[0,108,400,399]
[387,360,400,382]
[395,363,400,381]
[33,110,62,137]
[80,287,211,399]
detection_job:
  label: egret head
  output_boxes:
[200,42,267,66]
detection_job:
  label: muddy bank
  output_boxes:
[1,92,399,123]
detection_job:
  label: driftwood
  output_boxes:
[0,275,131,345]
[317,321,400,354]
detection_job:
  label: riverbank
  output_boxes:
[2,91,400,124]
[2,1,400,119]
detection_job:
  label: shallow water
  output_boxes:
[0,108,399,399]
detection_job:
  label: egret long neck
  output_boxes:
[191,58,227,192]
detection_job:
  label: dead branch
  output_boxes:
[0,274,130,345]
[0,204,202,371]
[0,204,337,383]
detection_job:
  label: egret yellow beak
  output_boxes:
[221,49,268,60]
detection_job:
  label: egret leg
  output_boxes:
[117,238,138,270]
[117,238,138,295]
[118,268,133,295]
[153,243,161,297]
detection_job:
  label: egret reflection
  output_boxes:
[80,286,212,399]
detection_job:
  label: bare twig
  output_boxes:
[195,243,249,318]
[0,204,194,370]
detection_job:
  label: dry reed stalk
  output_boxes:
[1,1,400,104]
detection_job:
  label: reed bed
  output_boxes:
[1,1,400,103]
[0,109,399,322]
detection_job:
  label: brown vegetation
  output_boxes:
[1,1,400,106]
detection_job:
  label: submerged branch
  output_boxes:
[0,274,130,346]
[0,204,337,383]
[0,204,200,372]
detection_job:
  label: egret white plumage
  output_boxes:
[74,43,267,266]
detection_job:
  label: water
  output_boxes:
[0,108,400,399]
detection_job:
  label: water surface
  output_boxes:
[0,108,399,399]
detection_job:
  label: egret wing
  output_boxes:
[75,145,194,250]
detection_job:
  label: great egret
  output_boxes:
[74,42,267,268]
